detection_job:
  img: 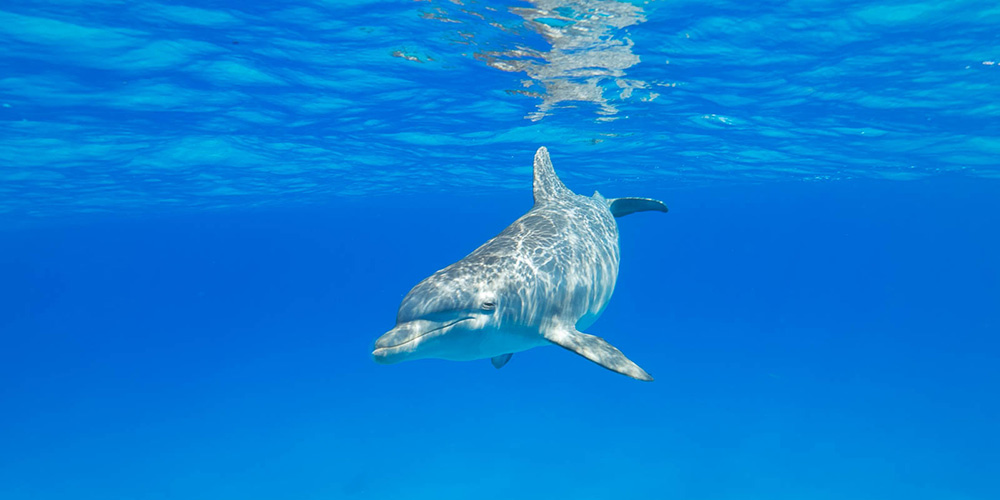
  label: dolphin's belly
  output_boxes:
[575,306,606,331]
[436,326,551,361]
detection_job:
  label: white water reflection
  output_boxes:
[472,0,652,121]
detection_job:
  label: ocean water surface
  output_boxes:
[1,1,998,499]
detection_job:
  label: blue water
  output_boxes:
[1,1,999,499]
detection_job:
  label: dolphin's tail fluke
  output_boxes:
[607,197,669,218]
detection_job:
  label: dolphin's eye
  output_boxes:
[481,301,496,311]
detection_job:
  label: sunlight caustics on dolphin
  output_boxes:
[372,147,667,380]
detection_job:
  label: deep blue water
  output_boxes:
[1,1,999,499]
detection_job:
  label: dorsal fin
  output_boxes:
[533,147,571,204]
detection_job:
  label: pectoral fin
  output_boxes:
[543,327,653,381]
[491,353,513,369]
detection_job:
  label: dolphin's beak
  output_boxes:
[372,319,442,364]
[374,322,424,350]
[371,318,473,364]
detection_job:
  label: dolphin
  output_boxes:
[372,147,668,380]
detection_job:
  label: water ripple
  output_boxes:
[0,0,997,220]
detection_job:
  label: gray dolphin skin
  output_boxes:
[372,147,668,380]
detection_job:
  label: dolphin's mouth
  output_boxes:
[373,317,474,353]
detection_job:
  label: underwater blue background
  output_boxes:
[1,1,999,499]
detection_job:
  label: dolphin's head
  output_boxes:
[372,266,503,364]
